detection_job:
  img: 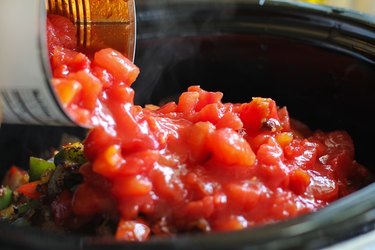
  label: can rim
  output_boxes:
[39,0,82,127]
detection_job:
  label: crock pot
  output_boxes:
[1,0,375,249]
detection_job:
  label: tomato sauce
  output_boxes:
[47,15,373,240]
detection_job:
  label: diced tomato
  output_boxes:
[193,103,224,124]
[177,91,199,115]
[175,196,214,220]
[150,166,185,203]
[106,84,135,104]
[2,166,29,190]
[225,181,261,210]
[79,163,112,190]
[16,181,42,199]
[275,132,293,148]
[92,144,124,179]
[52,78,82,107]
[68,70,102,111]
[183,172,212,200]
[65,105,91,126]
[289,169,310,195]
[156,101,178,114]
[117,195,154,220]
[120,150,159,176]
[72,183,115,216]
[108,103,159,151]
[46,18,61,57]
[270,192,299,220]
[115,219,150,241]
[216,112,243,130]
[212,215,248,232]
[91,65,114,89]
[186,86,223,112]
[308,173,339,202]
[51,47,90,76]
[112,175,152,197]
[240,98,280,135]
[256,137,288,189]
[207,128,256,167]
[185,122,215,163]
[323,131,355,176]
[84,127,119,161]
[249,133,272,154]
[47,14,77,50]
[94,48,140,86]
[284,139,318,169]
[277,107,291,131]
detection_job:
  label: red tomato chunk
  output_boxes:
[47,15,374,241]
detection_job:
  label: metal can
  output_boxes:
[0,0,136,126]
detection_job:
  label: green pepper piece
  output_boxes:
[17,203,29,215]
[48,143,86,197]
[0,186,12,210]
[29,157,56,181]
[53,142,86,168]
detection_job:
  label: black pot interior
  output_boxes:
[1,0,375,249]
[133,0,375,169]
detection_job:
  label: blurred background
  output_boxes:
[297,0,375,15]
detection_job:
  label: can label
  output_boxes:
[0,88,71,126]
[0,0,74,126]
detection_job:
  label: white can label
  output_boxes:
[0,88,71,126]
